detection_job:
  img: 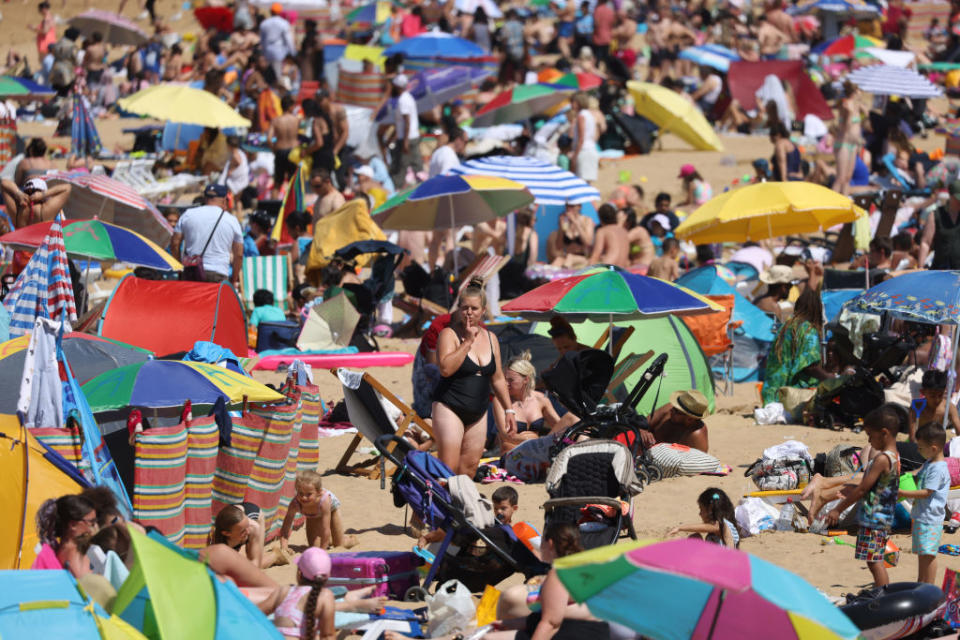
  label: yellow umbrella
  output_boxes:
[117,84,251,128]
[626,81,723,152]
[675,181,867,243]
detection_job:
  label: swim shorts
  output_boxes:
[855,526,888,563]
[912,521,943,556]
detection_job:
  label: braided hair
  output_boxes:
[301,573,328,640]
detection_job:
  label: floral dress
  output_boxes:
[762,319,820,405]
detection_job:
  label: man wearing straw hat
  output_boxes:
[649,390,711,453]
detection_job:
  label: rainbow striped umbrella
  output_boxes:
[372,174,534,230]
[554,539,862,640]
[346,1,391,29]
[472,84,573,127]
[0,219,182,271]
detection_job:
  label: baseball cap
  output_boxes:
[22,177,48,193]
[392,74,409,89]
[298,547,331,581]
[271,2,283,15]
[678,164,697,179]
[204,183,228,198]
[949,180,960,200]
[651,213,672,231]
[355,165,375,179]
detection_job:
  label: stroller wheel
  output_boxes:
[405,586,428,602]
[646,461,663,483]
[635,464,649,487]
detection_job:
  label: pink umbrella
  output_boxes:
[68,10,148,46]
[44,172,172,246]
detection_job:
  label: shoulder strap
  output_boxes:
[199,209,226,258]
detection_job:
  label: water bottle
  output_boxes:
[776,499,795,532]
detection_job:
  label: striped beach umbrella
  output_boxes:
[678,44,740,72]
[44,172,172,246]
[68,9,148,46]
[3,214,77,338]
[71,86,102,158]
[847,64,943,99]
[450,155,600,205]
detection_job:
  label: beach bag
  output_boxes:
[824,445,862,477]
[948,457,960,488]
[745,456,811,491]
[427,580,476,636]
[735,497,779,536]
[645,443,722,478]
[181,209,225,282]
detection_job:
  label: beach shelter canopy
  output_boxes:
[728,61,833,122]
[68,9,148,46]
[678,44,740,72]
[847,64,943,99]
[0,570,146,638]
[306,198,386,279]
[97,276,248,356]
[626,81,723,152]
[451,155,600,205]
[675,182,866,244]
[114,528,283,640]
[0,416,87,569]
[675,266,774,342]
[118,84,252,129]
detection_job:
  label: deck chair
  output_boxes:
[602,350,654,403]
[680,295,741,395]
[591,325,635,361]
[331,368,434,478]
[241,254,293,314]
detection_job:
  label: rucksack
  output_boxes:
[745,456,812,491]
[824,445,861,477]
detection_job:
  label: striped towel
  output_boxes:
[288,382,322,473]
[337,70,384,109]
[32,427,85,470]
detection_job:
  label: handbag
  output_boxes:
[180,209,226,282]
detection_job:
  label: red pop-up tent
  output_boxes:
[727,60,833,123]
[97,275,247,356]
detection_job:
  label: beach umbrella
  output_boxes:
[81,360,285,412]
[194,5,234,31]
[372,174,534,230]
[298,293,361,350]
[553,539,862,640]
[451,155,600,205]
[538,69,604,90]
[454,0,503,18]
[71,89,102,159]
[626,81,724,152]
[2,214,76,338]
[346,1,392,29]
[472,84,573,127]
[501,264,722,323]
[68,9,148,46]
[842,270,960,325]
[44,172,172,247]
[0,76,55,98]
[813,33,882,58]
[376,66,488,122]
[847,64,943,99]
[678,44,740,72]
[0,219,181,271]
[0,570,147,639]
[789,0,879,15]
[117,84,252,129]
[674,182,866,244]
[384,32,486,59]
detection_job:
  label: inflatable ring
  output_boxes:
[840,582,946,640]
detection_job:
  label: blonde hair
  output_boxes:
[506,350,536,396]
[573,92,590,110]
[458,277,487,309]
[296,470,323,492]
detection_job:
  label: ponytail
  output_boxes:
[301,577,327,640]
[36,498,58,546]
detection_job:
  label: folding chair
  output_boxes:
[680,294,741,395]
[331,368,434,478]
[592,325,636,360]
[241,254,294,314]
[602,350,654,403]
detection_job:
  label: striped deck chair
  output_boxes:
[337,70,385,109]
[241,254,293,314]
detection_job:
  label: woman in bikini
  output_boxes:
[835,80,864,196]
[433,278,516,478]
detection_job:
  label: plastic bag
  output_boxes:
[735,497,779,537]
[427,580,476,636]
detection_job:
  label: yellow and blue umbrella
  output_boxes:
[346,1,392,29]
[372,174,534,231]
[81,360,284,412]
[554,539,862,640]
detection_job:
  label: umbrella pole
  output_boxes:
[705,590,725,640]
[609,312,614,355]
[945,324,960,430]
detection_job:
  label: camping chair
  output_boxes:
[240,254,294,314]
[602,350,654,403]
[680,294,741,396]
[330,368,434,479]
[591,325,636,361]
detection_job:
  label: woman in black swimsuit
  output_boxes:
[433,279,516,478]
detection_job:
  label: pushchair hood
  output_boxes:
[541,349,615,419]
[546,440,644,498]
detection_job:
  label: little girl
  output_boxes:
[668,488,740,548]
[273,547,336,640]
[279,470,357,554]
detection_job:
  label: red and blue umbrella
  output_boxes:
[472,84,573,127]
[554,539,862,640]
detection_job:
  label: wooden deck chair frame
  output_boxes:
[603,350,654,403]
[330,368,434,478]
[240,254,294,314]
[591,325,635,360]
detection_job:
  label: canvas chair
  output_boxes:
[680,294,741,395]
[591,325,636,361]
[331,368,434,478]
[241,254,294,314]
[602,350,654,403]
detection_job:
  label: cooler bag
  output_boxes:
[328,551,422,599]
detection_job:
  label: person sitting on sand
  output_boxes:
[588,203,630,268]
[1,176,71,230]
[279,470,358,554]
[761,289,833,406]
[668,487,740,548]
[546,201,594,268]
[648,390,710,453]
[33,494,99,578]
[272,547,337,640]
[211,502,287,569]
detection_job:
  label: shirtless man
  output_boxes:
[649,390,710,453]
[647,237,680,281]
[316,90,350,172]
[308,167,345,225]
[82,32,107,85]
[589,204,630,268]
[268,94,300,196]
[1,177,71,230]
[757,15,788,59]
[765,0,797,43]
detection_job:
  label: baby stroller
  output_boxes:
[331,240,407,350]
[543,349,670,484]
[807,324,917,429]
[543,439,643,549]
[376,434,548,599]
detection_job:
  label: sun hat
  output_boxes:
[651,213,672,231]
[355,165,375,179]
[678,164,697,179]
[670,390,709,419]
[759,264,795,285]
[22,177,48,193]
[298,547,331,581]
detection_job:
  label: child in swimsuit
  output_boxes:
[273,547,336,640]
[280,470,357,554]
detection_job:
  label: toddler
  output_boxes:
[900,423,950,584]
[910,369,960,440]
[668,488,740,548]
[249,289,287,327]
[280,470,357,553]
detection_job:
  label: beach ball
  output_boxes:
[883,540,901,568]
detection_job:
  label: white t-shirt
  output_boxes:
[395,90,419,141]
[175,205,242,277]
[429,145,460,178]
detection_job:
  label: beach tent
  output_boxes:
[676,266,774,382]
[0,570,146,638]
[0,415,87,569]
[728,61,833,123]
[535,316,715,416]
[114,528,282,640]
[97,275,247,356]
